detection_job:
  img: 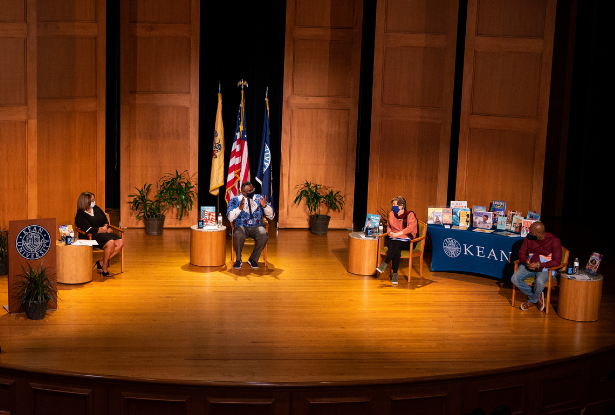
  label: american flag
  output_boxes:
[225,100,250,203]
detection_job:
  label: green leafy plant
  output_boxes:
[128,183,164,220]
[157,170,198,220]
[14,262,58,309]
[294,181,344,217]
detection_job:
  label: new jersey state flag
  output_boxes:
[209,92,224,196]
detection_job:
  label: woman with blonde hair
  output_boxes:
[375,196,417,285]
[75,192,123,277]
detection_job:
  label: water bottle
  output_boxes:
[573,258,579,274]
[217,213,223,227]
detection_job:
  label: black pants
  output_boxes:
[385,238,411,272]
[233,225,269,262]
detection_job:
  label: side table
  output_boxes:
[348,232,379,276]
[190,225,226,267]
[558,270,603,321]
[56,242,93,284]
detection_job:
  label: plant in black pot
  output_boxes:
[128,183,165,235]
[294,181,344,235]
[0,228,8,276]
[14,262,58,320]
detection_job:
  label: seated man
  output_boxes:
[512,221,562,311]
[227,181,275,269]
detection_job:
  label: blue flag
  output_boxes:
[255,95,273,207]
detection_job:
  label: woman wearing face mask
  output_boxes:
[75,191,124,277]
[375,196,418,285]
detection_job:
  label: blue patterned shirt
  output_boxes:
[227,194,275,227]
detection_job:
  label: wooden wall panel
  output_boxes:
[0,122,28,228]
[120,0,199,228]
[366,0,459,222]
[0,0,36,225]
[279,0,363,228]
[36,0,105,230]
[456,0,557,214]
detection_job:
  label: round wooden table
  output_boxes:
[190,225,226,267]
[558,270,603,321]
[56,242,93,284]
[348,232,379,275]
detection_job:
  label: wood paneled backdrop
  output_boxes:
[0,0,105,230]
[278,0,364,229]
[366,0,459,222]
[455,0,557,214]
[119,0,199,228]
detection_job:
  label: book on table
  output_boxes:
[450,200,467,208]
[459,208,471,227]
[520,219,536,237]
[491,200,506,212]
[473,205,486,214]
[433,210,443,225]
[585,252,603,275]
[527,211,541,221]
[473,211,492,229]
[494,230,521,237]
[472,228,494,233]
[363,214,381,231]
[442,208,453,225]
[511,215,524,233]
[496,216,507,230]
[200,206,216,226]
[506,211,522,230]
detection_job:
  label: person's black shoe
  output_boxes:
[233,260,242,269]
[248,259,259,269]
[102,270,110,277]
[94,260,102,271]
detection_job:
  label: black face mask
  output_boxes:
[245,191,255,199]
[527,234,538,240]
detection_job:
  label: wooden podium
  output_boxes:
[6,218,57,314]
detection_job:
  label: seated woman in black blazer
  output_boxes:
[75,191,124,277]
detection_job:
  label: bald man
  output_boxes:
[512,222,562,311]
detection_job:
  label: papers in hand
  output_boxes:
[72,240,99,246]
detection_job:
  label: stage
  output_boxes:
[1,227,615,413]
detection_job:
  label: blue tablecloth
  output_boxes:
[428,225,524,279]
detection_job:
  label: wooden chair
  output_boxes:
[230,219,268,267]
[75,213,125,272]
[511,246,569,313]
[377,220,427,283]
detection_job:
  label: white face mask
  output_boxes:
[90,201,96,208]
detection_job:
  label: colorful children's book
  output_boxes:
[506,211,522,230]
[527,211,541,221]
[452,207,461,226]
[491,200,506,212]
[452,225,468,230]
[473,205,486,213]
[472,228,494,233]
[450,201,467,208]
[200,206,216,226]
[442,208,453,225]
[511,215,523,233]
[433,211,443,225]
[473,211,492,228]
[491,210,502,228]
[459,208,471,227]
[364,214,380,231]
[521,219,536,237]
[494,231,522,237]
[497,216,507,230]
[427,206,437,224]
[585,252,603,275]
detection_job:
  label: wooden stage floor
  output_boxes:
[1,228,615,385]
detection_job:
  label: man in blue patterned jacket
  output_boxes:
[227,181,275,269]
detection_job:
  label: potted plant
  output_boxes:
[157,169,198,221]
[14,262,58,320]
[0,228,8,276]
[128,170,198,236]
[294,181,344,235]
[128,183,165,235]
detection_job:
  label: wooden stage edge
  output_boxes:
[1,229,615,412]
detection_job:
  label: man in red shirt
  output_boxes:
[512,222,562,311]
